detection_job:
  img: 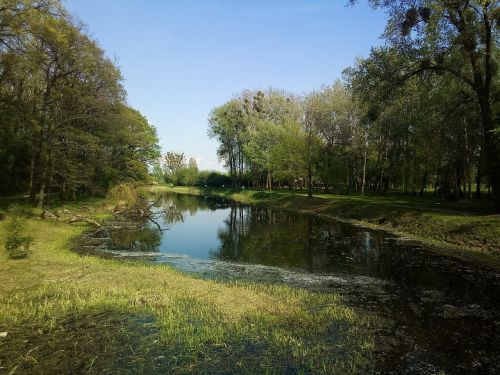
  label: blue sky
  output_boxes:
[64,0,387,171]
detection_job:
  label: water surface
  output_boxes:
[79,193,500,374]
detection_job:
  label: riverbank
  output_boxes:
[149,185,500,270]
[0,199,376,374]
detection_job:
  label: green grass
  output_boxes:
[149,185,500,270]
[0,201,376,374]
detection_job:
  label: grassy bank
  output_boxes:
[150,185,500,270]
[0,200,376,374]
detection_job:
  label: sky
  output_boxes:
[63,0,388,171]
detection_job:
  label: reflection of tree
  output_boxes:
[212,206,383,273]
[160,201,185,225]
[155,194,232,226]
[109,225,162,253]
[213,206,314,268]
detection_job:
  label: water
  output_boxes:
[78,193,500,374]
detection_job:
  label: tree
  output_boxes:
[351,0,500,207]
[305,81,362,193]
[345,44,484,198]
[163,151,186,184]
[208,99,246,188]
[0,0,159,204]
[184,157,199,186]
[244,119,282,190]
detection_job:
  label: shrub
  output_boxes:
[4,217,32,259]
[196,171,232,187]
[108,183,139,206]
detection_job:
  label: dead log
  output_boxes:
[67,215,101,228]
[40,210,58,220]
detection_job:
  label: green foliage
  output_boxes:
[352,0,500,207]
[4,217,33,259]
[150,161,165,184]
[183,157,199,186]
[196,171,232,187]
[205,1,498,207]
[209,89,306,189]
[0,0,159,204]
[163,152,186,175]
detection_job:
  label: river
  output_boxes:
[78,193,500,374]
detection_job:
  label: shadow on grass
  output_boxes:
[0,305,368,375]
[0,310,162,374]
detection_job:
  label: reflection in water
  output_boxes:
[212,205,385,274]
[79,193,500,374]
[102,194,232,255]
[159,198,185,225]
[107,224,162,253]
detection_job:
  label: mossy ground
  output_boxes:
[150,185,500,270]
[0,200,376,374]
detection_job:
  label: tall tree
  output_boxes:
[208,99,246,188]
[350,0,500,207]
[0,0,159,204]
[163,151,186,184]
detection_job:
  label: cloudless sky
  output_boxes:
[63,0,387,171]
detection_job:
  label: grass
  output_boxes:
[149,185,500,270]
[0,199,376,374]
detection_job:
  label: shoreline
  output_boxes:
[148,185,500,271]
[0,198,375,374]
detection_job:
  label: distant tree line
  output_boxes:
[152,151,231,188]
[208,1,500,208]
[0,0,160,206]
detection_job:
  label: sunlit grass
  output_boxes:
[0,206,376,374]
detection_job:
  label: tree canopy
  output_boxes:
[0,0,160,206]
[207,0,499,209]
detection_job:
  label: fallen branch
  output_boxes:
[40,210,58,220]
[147,216,166,234]
[67,216,101,228]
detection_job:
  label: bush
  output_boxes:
[108,183,139,206]
[0,210,5,221]
[196,171,232,187]
[4,217,32,259]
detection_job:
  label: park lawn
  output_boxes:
[150,185,500,270]
[0,201,376,374]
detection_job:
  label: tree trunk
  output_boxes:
[37,170,47,209]
[475,158,482,199]
[419,171,427,197]
[324,148,331,193]
[60,180,66,202]
[361,137,367,195]
[481,99,500,209]
[472,4,497,207]
[306,120,313,198]
[238,149,242,188]
[230,156,236,188]
[28,153,35,193]
[267,170,272,191]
